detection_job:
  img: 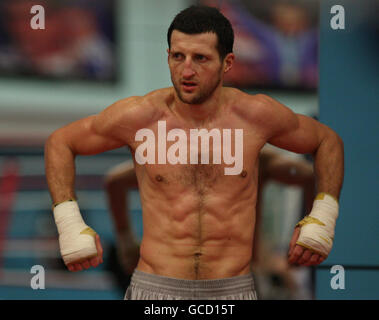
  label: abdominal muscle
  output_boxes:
[135,173,257,280]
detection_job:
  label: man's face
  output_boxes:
[168,31,229,105]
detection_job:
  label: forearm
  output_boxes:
[313,130,344,200]
[45,132,77,204]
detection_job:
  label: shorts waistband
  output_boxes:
[130,270,255,298]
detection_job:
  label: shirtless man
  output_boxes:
[45,6,344,300]
[104,148,315,276]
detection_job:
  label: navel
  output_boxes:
[155,174,163,182]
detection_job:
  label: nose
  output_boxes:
[182,57,195,79]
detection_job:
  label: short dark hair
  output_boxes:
[167,5,234,60]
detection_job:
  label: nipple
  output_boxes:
[240,170,247,178]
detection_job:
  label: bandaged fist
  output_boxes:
[288,227,325,266]
[67,234,104,272]
[53,200,104,272]
[288,193,339,266]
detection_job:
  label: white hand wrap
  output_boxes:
[296,193,339,257]
[53,200,98,265]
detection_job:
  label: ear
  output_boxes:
[167,48,170,63]
[223,53,235,74]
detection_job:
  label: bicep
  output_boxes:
[56,114,125,156]
[268,114,323,155]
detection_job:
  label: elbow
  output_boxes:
[323,128,344,157]
[45,130,59,153]
[322,124,344,145]
[44,129,75,156]
[313,127,344,157]
[330,129,344,151]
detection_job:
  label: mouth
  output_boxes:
[181,81,198,92]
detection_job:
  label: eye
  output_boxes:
[195,54,207,62]
[172,52,183,60]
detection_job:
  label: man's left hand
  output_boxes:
[288,227,325,266]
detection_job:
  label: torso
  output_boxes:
[123,87,270,279]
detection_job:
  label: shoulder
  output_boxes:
[95,88,171,132]
[233,92,293,118]
[230,91,299,137]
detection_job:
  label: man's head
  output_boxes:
[167,6,235,105]
[167,5,234,61]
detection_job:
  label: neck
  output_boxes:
[172,86,224,126]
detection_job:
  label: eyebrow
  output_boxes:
[170,49,212,57]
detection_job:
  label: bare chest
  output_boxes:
[130,113,265,191]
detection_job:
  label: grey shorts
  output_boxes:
[124,270,258,300]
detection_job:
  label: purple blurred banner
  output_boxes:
[201,0,319,90]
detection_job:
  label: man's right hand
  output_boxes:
[53,200,104,272]
[66,234,104,272]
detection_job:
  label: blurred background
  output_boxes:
[0,0,377,300]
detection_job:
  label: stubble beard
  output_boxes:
[173,72,222,105]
